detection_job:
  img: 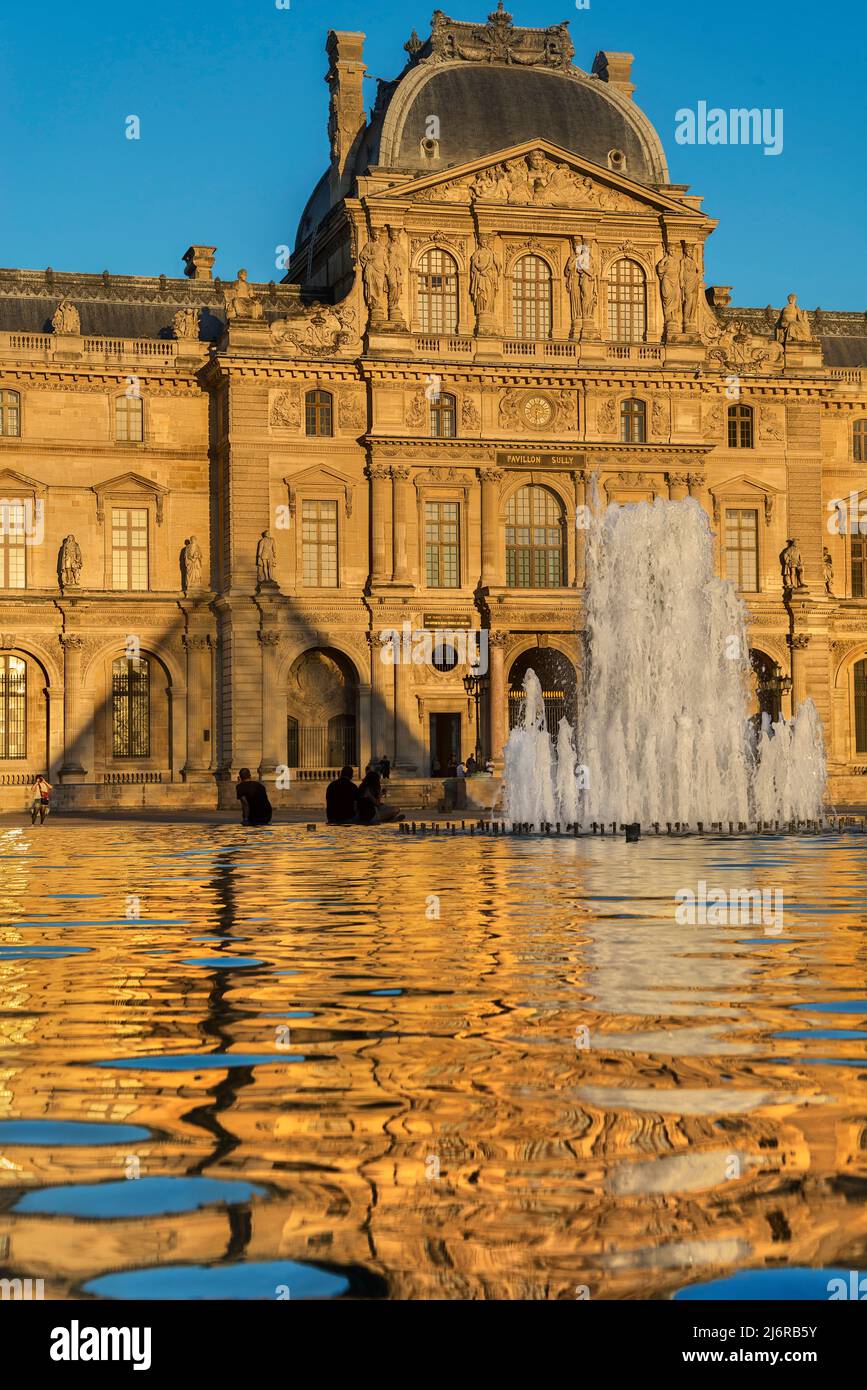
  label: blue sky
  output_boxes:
[1,0,864,308]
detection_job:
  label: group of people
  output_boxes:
[431,754,494,778]
[326,764,403,825]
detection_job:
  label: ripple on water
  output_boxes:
[93,1052,307,1070]
[0,1120,151,1146]
[13,1177,264,1218]
[81,1260,351,1301]
[675,1267,866,1300]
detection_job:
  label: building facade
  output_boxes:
[0,6,865,808]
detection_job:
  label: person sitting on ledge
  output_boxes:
[236,767,273,827]
[357,767,403,824]
[326,766,360,825]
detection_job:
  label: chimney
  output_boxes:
[183,246,216,281]
[592,51,636,100]
[326,31,367,205]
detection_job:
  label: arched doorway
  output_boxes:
[508,647,577,735]
[286,647,358,771]
[0,649,50,780]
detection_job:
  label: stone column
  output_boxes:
[687,471,711,522]
[488,630,508,764]
[368,463,392,584]
[789,633,810,715]
[573,470,586,588]
[391,464,412,584]
[59,635,86,779]
[479,467,503,588]
[357,683,372,773]
[667,471,690,502]
[368,631,392,765]
[47,687,64,784]
[258,631,283,776]
[182,635,213,780]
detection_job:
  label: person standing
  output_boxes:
[465,754,477,775]
[379,755,391,781]
[29,774,52,825]
[326,766,360,824]
[236,768,273,826]
[456,759,467,779]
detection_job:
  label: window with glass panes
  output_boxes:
[0,390,21,436]
[506,486,564,588]
[620,398,646,443]
[112,508,148,590]
[0,500,26,588]
[430,392,456,439]
[302,499,338,587]
[856,659,867,753]
[0,655,26,758]
[511,255,552,339]
[305,390,333,437]
[852,533,867,598]
[425,501,460,588]
[116,395,143,442]
[854,420,867,461]
[417,249,458,334]
[607,259,646,342]
[725,509,759,590]
[728,404,754,448]
[112,656,150,758]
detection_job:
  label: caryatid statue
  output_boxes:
[775,294,811,345]
[565,238,598,338]
[225,269,264,322]
[359,229,389,323]
[59,534,82,590]
[181,535,203,593]
[256,530,277,585]
[385,226,405,326]
[656,246,682,338]
[680,243,701,333]
[781,538,804,591]
[469,234,500,328]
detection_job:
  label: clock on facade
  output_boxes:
[522,394,554,428]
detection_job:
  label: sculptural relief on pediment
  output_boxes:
[270,301,361,355]
[706,318,784,373]
[412,152,643,212]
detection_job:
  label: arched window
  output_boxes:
[115,394,143,442]
[430,391,457,439]
[512,255,552,339]
[621,398,646,444]
[305,389,333,437]
[728,403,754,448]
[607,259,646,342]
[855,658,867,753]
[416,249,458,335]
[0,655,26,757]
[854,420,867,462]
[0,390,21,437]
[112,656,150,758]
[506,485,565,588]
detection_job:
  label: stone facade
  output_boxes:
[0,10,865,807]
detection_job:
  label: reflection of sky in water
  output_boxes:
[0,824,866,1299]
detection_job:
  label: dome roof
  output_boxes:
[371,61,668,187]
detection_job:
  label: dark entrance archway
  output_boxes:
[508,647,577,735]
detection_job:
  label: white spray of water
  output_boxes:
[504,496,826,829]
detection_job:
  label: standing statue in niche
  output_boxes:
[781,538,804,592]
[256,530,277,585]
[469,234,500,326]
[680,243,701,334]
[59,534,82,590]
[359,229,389,322]
[385,226,405,325]
[565,238,597,339]
[656,245,682,337]
[181,535,203,593]
[823,546,834,596]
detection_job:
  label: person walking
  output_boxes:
[236,768,273,826]
[326,766,360,824]
[29,774,52,825]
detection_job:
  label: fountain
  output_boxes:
[504,496,826,831]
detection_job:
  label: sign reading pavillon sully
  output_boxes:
[0,3,864,807]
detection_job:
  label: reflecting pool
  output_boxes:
[1,822,866,1299]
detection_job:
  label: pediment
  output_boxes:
[93,472,169,524]
[714,474,778,497]
[372,139,703,217]
[283,465,355,518]
[0,467,45,496]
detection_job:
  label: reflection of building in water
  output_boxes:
[0,7,864,808]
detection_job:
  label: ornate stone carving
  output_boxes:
[565,237,598,339]
[256,530,277,585]
[270,302,360,355]
[183,634,211,652]
[406,389,427,428]
[499,389,575,431]
[596,397,617,434]
[707,320,784,372]
[419,4,574,70]
[656,246,682,339]
[181,536,203,593]
[59,534,82,590]
[385,226,406,327]
[172,306,200,340]
[390,464,411,481]
[470,234,501,326]
[366,463,392,481]
[680,244,701,334]
[703,400,724,436]
[224,270,264,322]
[651,397,670,436]
[461,396,481,430]
[270,389,301,429]
[764,494,775,525]
[759,408,784,444]
[417,151,641,210]
[359,228,389,324]
[51,298,80,334]
[258,630,282,647]
[478,466,503,484]
[339,391,365,432]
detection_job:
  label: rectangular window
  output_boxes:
[853,535,867,599]
[425,501,460,588]
[725,509,759,591]
[112,508,149,591]
[0,501,26,589]
[116,396,143,442]
[302,499,338,587]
